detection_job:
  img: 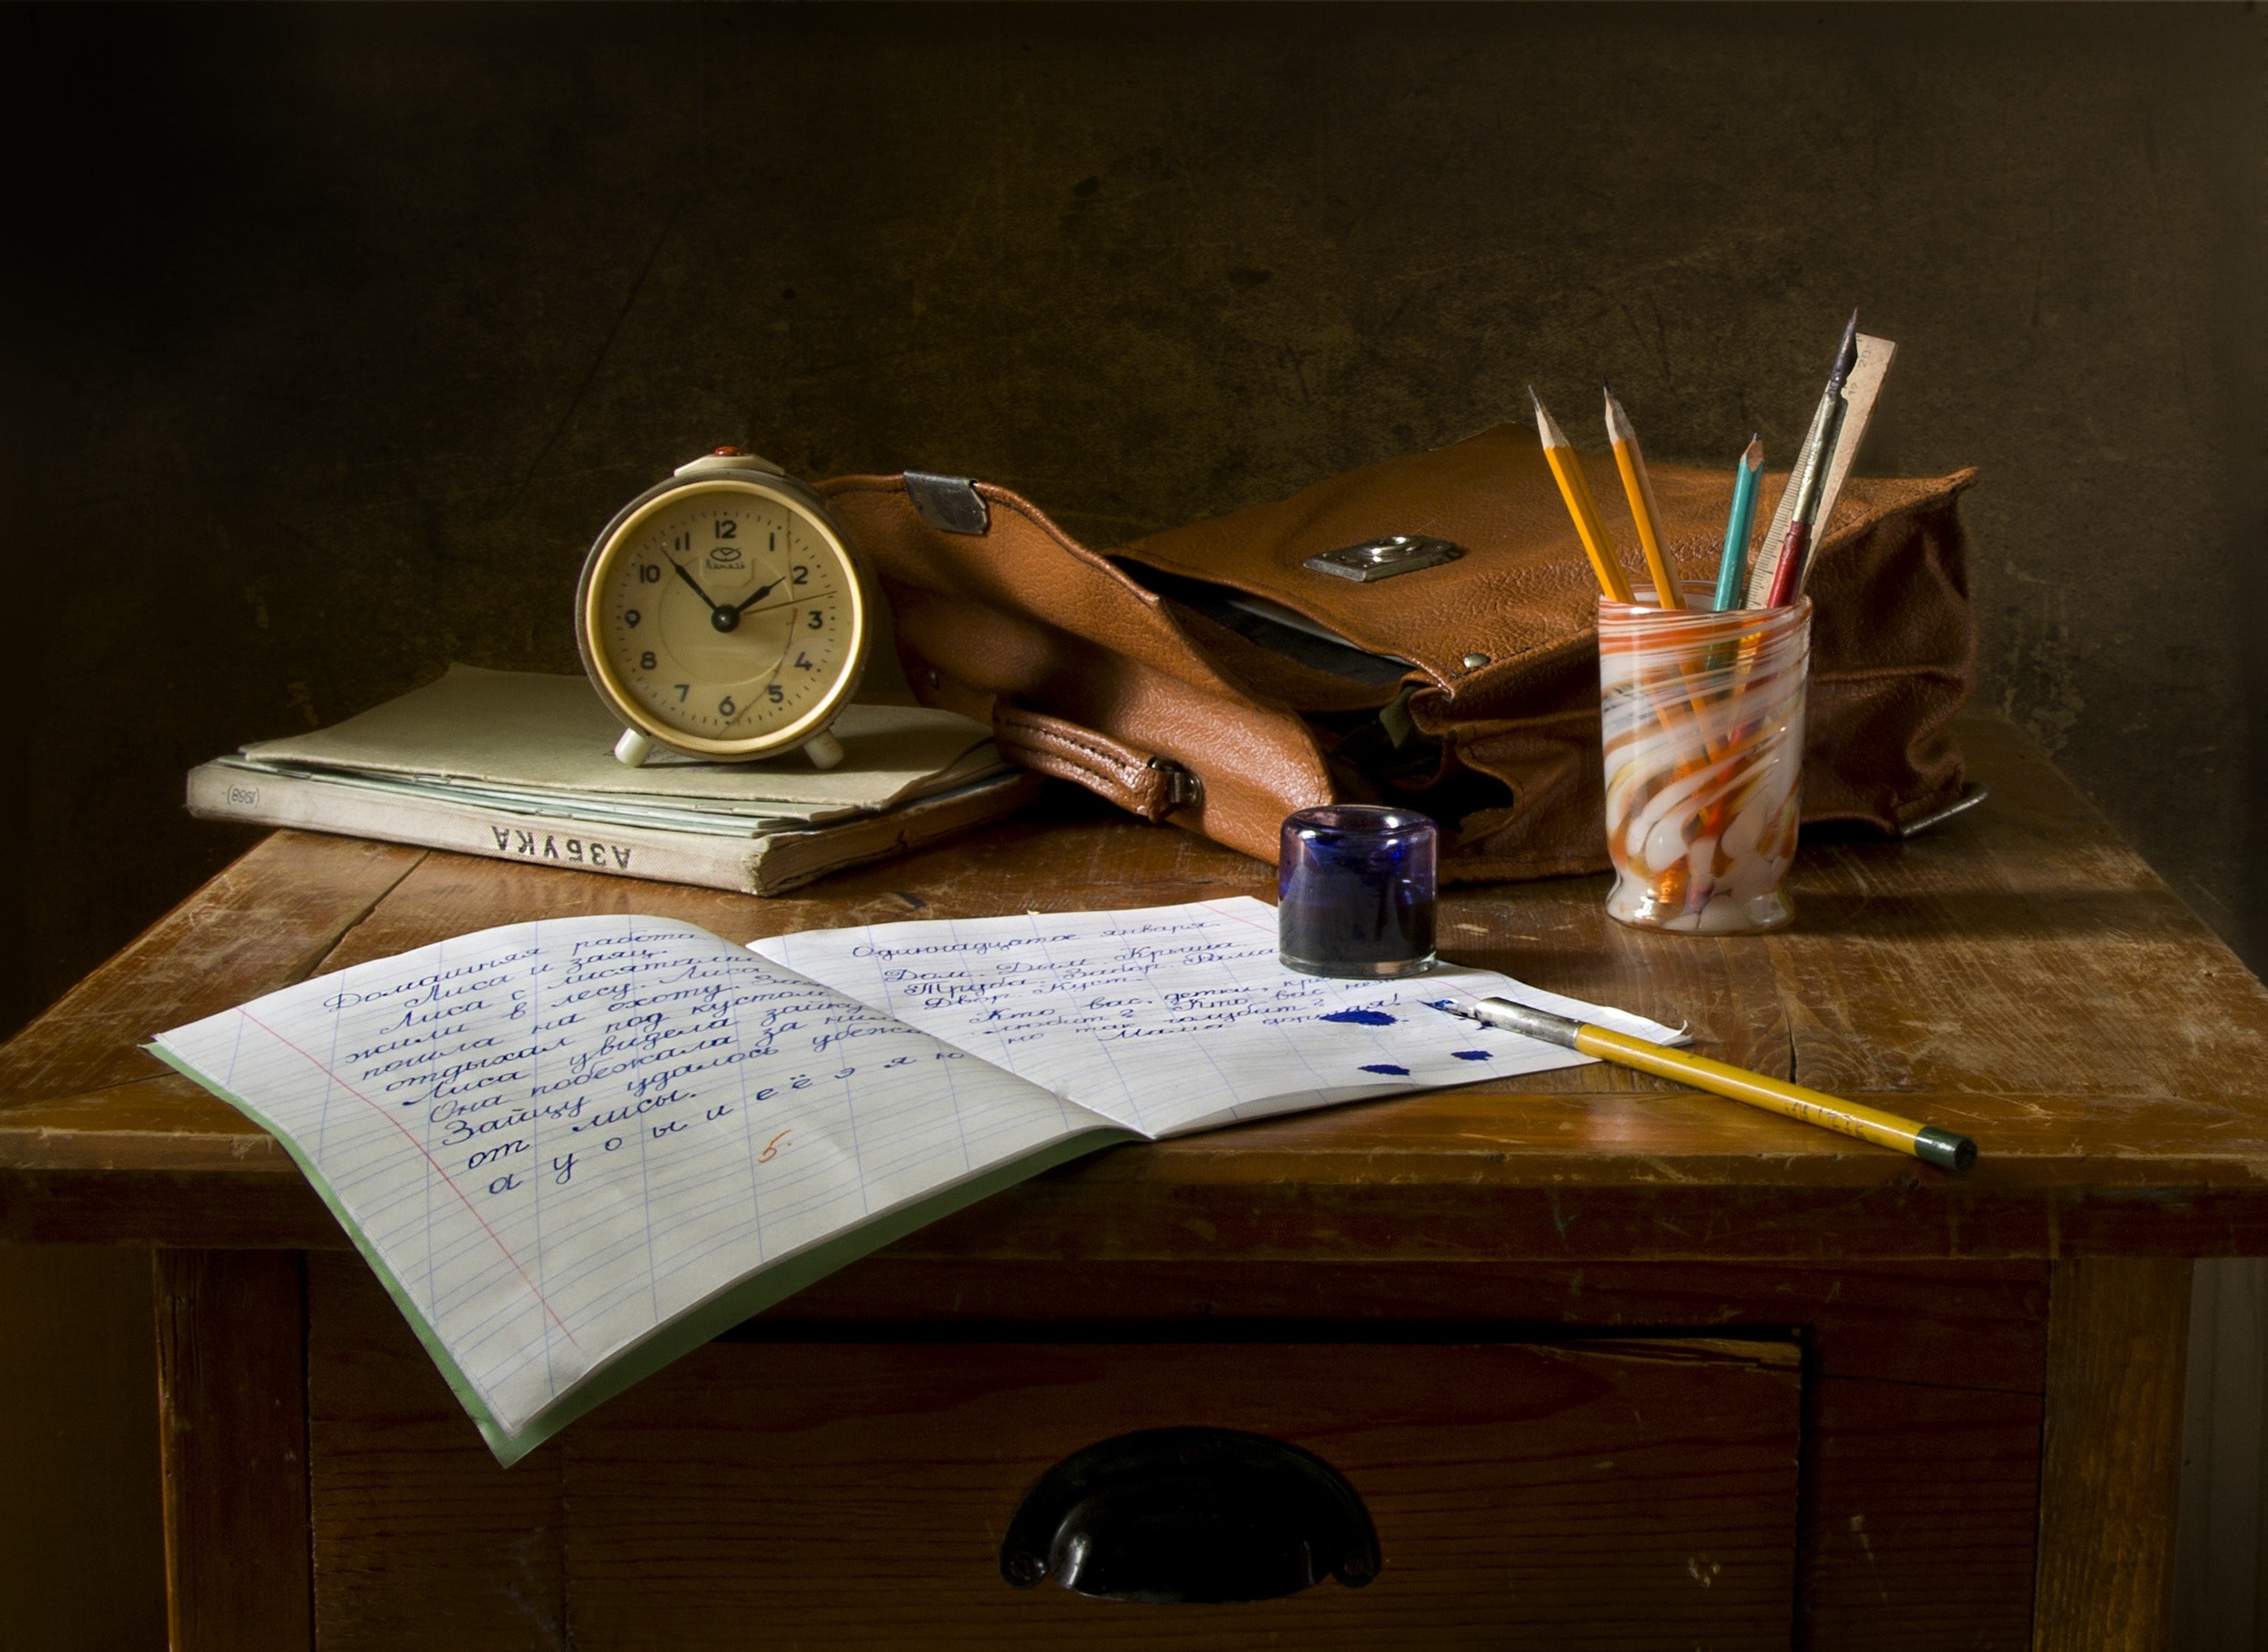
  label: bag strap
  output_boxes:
[992,704,1203,823]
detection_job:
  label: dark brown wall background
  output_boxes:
[0,7,2261,1640]
[4,1,2264,1039]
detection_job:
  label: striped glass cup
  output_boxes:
[1597,585,1811,934]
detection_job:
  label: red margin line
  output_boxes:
[239,1008,584,1352]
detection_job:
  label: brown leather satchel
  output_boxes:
[820,424,1977,882]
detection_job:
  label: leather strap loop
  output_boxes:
[992,704,1201,822]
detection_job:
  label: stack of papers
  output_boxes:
[187,666,1038,893]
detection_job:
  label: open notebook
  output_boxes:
[151,896,1678,1464]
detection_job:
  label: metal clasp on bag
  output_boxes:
[1302,535,1465,582]
[1149,756,1203,811]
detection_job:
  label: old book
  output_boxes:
[187,664,1032,894]
[151,900,1681,1464]
[187,760,1043,896]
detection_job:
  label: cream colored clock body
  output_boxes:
[576,452,868,769]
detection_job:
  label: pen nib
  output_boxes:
[1829,311,1859,388]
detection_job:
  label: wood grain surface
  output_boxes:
[297,1250,2049,1650]
[0,832,423,1104]
[2033,1256,2194,1651]
[154,1249,314,1652]
[760,1257,2053,1649]
[9,713,2268,1260]
[306,1255,1802,1649]
[1803,1373,2044,1647]
[306,1253,565,1650]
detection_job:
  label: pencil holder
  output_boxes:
[1598,585,1810,935]
[1278,805,1438,977]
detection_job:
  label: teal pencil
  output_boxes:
[1713,436,1764,610]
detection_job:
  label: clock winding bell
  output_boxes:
[574,449,871,770]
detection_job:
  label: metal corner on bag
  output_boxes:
[1148,756,1203,812]
[904,472,990,536]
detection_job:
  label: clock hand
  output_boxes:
[731,578,783,615]
[728,593,812,622]
[668,555,776,633]
[667,557,726,613]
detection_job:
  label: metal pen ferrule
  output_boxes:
[1450,996,1583,1050]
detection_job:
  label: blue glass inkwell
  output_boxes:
[1278,806,1439,979]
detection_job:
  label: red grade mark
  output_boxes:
[237,1009,583,1352]
[758,1130,791,1164]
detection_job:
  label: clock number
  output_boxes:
[714,520,737,540]
[639,650,657,670]
[624,609,641,628]
[673,533,690,552]
[791,564,808,585]
[794,650,813,671]
[638,563,660,584]
[807,610,824,629]
[766,683,785,704]
[674,683,690,701]
[719,695,736,717]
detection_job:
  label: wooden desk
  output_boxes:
[4,711,2260,1649]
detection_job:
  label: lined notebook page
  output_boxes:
[151,917,1108,1458]
[754,896,1684,1138]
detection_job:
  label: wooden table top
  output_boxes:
[5,710,2265,1260]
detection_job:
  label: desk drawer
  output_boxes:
[308,1253,1801,1648]
[562,1336,1800,1647]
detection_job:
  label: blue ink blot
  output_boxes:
[1451,1049,1493,1062]
[1360,1063,1411,1076]
[1322,1008,1396,1026]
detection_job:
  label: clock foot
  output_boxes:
[613,728,654,767]
[802,731,846,771]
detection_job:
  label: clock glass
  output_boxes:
[583,477,865,758]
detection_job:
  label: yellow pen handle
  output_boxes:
[1450,995,1975,1173]
[1573,1023,1975,1172]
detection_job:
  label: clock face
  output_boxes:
[583,479,864,756]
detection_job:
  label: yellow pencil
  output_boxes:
[1442,996,1977,1173]
[1531,388,1634,603]
[1602,382,1683,609]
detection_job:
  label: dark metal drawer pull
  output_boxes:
[999,1426,1380,1604]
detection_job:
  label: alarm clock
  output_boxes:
[575,449,869,770]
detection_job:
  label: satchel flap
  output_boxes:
[820,475,1269,706]
[1110,424,1976,696]
[818,473,1339,862]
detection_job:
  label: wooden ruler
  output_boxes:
[1742,333,1898,606]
